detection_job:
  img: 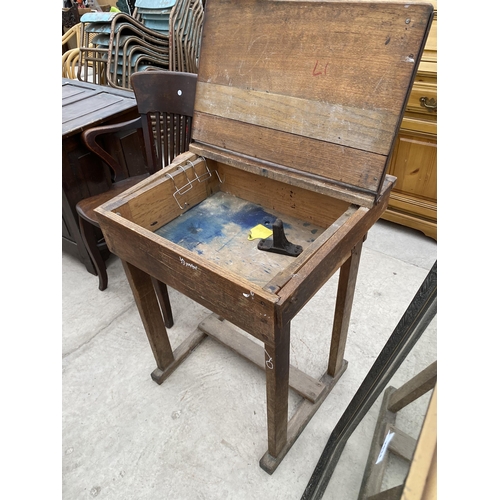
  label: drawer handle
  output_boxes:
[420,96,437,111]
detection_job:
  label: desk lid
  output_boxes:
[191,0,434,205]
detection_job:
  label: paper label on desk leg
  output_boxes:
[375,430,395,464]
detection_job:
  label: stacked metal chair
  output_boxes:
[170,0,204,73]
[77,0,203,90]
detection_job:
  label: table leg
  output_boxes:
[264,322,291,458]
[328,238,364,377]
[62,189,98,275]
[121,260,175,372]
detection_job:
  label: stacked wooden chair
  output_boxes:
[77,0,204,89]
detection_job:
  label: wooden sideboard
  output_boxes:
[382,0,437,240]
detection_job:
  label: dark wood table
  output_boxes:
[62,78,146,274]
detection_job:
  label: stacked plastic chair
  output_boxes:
[77,0,204,90]
[136,0,173,34]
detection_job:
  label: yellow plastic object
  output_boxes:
[248,224,273,241]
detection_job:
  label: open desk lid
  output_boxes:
[191,0,434,205]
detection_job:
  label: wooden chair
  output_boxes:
[75,71,197,326]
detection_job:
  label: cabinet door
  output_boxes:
[384,130,437,238]
[389,132,437,201]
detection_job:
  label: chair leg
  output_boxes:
[78,216,108,291]
[151,278,174,328]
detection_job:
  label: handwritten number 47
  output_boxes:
[313,61,329,77]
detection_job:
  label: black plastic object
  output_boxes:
[257,218,303,257]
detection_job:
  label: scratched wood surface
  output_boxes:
[216,162,351,228]
[154,191,326,287]
[193,0,433,196]
[62,79,137,138]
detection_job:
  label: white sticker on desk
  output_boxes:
[375,430,395,464]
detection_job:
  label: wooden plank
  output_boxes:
[100,153,220,230]
[126,168,211,229]
[401,386,437,500]
[422,445,437,500]
[151,328,208,385]
[121,260,175,372]
[62,93,133,136]
[264,323,291,457]
[329,237,363,377]
[196,0,434,161]
[388,361,437,413]
[198,0,432,114]
[217,160,352,229]
[61,86,94,105]
[260,363,348,474]
[190,142,377,208]
[98,151,201,213]
[193,112,386,193]
[366,485,404,500]
[198,314,326,403]
[62,77,135,98]
[194,83,395,156]
[384,423,417,462]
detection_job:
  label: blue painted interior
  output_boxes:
[155,192,322,256]
[155,193,278,253]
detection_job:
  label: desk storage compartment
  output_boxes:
[96,150,373,340]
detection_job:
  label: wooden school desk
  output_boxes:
[95,0,434,474]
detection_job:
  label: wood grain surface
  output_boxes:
[193,0,433,195]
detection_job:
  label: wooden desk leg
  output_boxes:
[121,260,175,373]
[151,278,174,328]
[328,238,364,377]
[264,322,291,458]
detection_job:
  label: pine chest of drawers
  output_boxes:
[382,0,437,239]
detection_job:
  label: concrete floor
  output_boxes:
[62,218,437,500]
